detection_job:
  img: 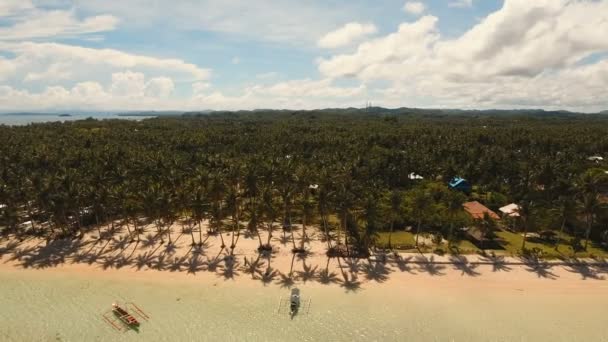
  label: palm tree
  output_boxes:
[260,185,277,249]
[299,185,315,250]
[317,183,333,250]
[577,169,608,250]
[406,186,431,248]
[518,200,533,251]
[550,195,575,249]
[208,172,227,249]
[386,190,402,250]
[445,191,466,248]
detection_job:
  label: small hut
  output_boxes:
[499,203,520,218]
[463,201,501,248]
[463,201,499,220]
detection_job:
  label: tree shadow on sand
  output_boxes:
[339,272,362,293]
[563,258,605,280]
[415,255,446,276]
[16,238,87,269]
[219,254,240,280]
[297,259,318,283]
[71,238,109,265]
[140,233,160,249]
[134,251,156,270]
[520,256,558,279]
[336,257,362,292]
[242,255,264,279]
[344,258,362,275]
[168,255,186,272]
[478,252,512,272]
[185,254,205,274]
[258,266,278,285]
[317,257,341,285]
[391,255,416,274]
[592,257,608,275]
[449,255,481,277]
[277,271,296,288]
[277,253,297,288]
[0,241,20,259]
[362,259,391,283]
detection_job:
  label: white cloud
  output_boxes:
[318,22,378,48]
[110,71,146,97]
[0,73,180,111]
[231,57,240,65]
[0,77,366,111]
[449,0,473,8]
[145,77,175,98]
[316,0,608,112]
[318,16,439,79]
[192,82,211,96]
[76,0,364,45]
[0,42,211,84]
[0,6,118,41]
[403,1,426,15]
[190,79,366,110]
[0,0,34,17]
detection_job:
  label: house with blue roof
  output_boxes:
[449,177,471,193]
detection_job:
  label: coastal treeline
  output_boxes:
[1,110,608,255]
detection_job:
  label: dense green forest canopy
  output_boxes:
[1,110,608,253]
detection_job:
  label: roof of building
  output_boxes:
[499,203,520,217]
[449,177,469,187]
[463,201,500,220]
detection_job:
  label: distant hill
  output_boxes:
[181,107,605,119]
[116,111,184,117]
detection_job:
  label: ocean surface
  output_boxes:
[0,269,607,342]
[0,113,156,126]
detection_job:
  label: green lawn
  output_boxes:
[376,230,608,259]
[493,230,608,259]
[376,232,416,250]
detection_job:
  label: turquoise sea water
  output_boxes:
[1,269,607,342]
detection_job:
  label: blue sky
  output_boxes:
[1,0,608,112]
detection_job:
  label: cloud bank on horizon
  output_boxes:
[0,0,607,112]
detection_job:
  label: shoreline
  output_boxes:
[2,224,607,296]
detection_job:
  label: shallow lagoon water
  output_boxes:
[1,269,607,341]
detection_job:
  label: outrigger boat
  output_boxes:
[276,288,311,319]
[290,288,300,318]
[102,301,149,332]
[112,303,140,327]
